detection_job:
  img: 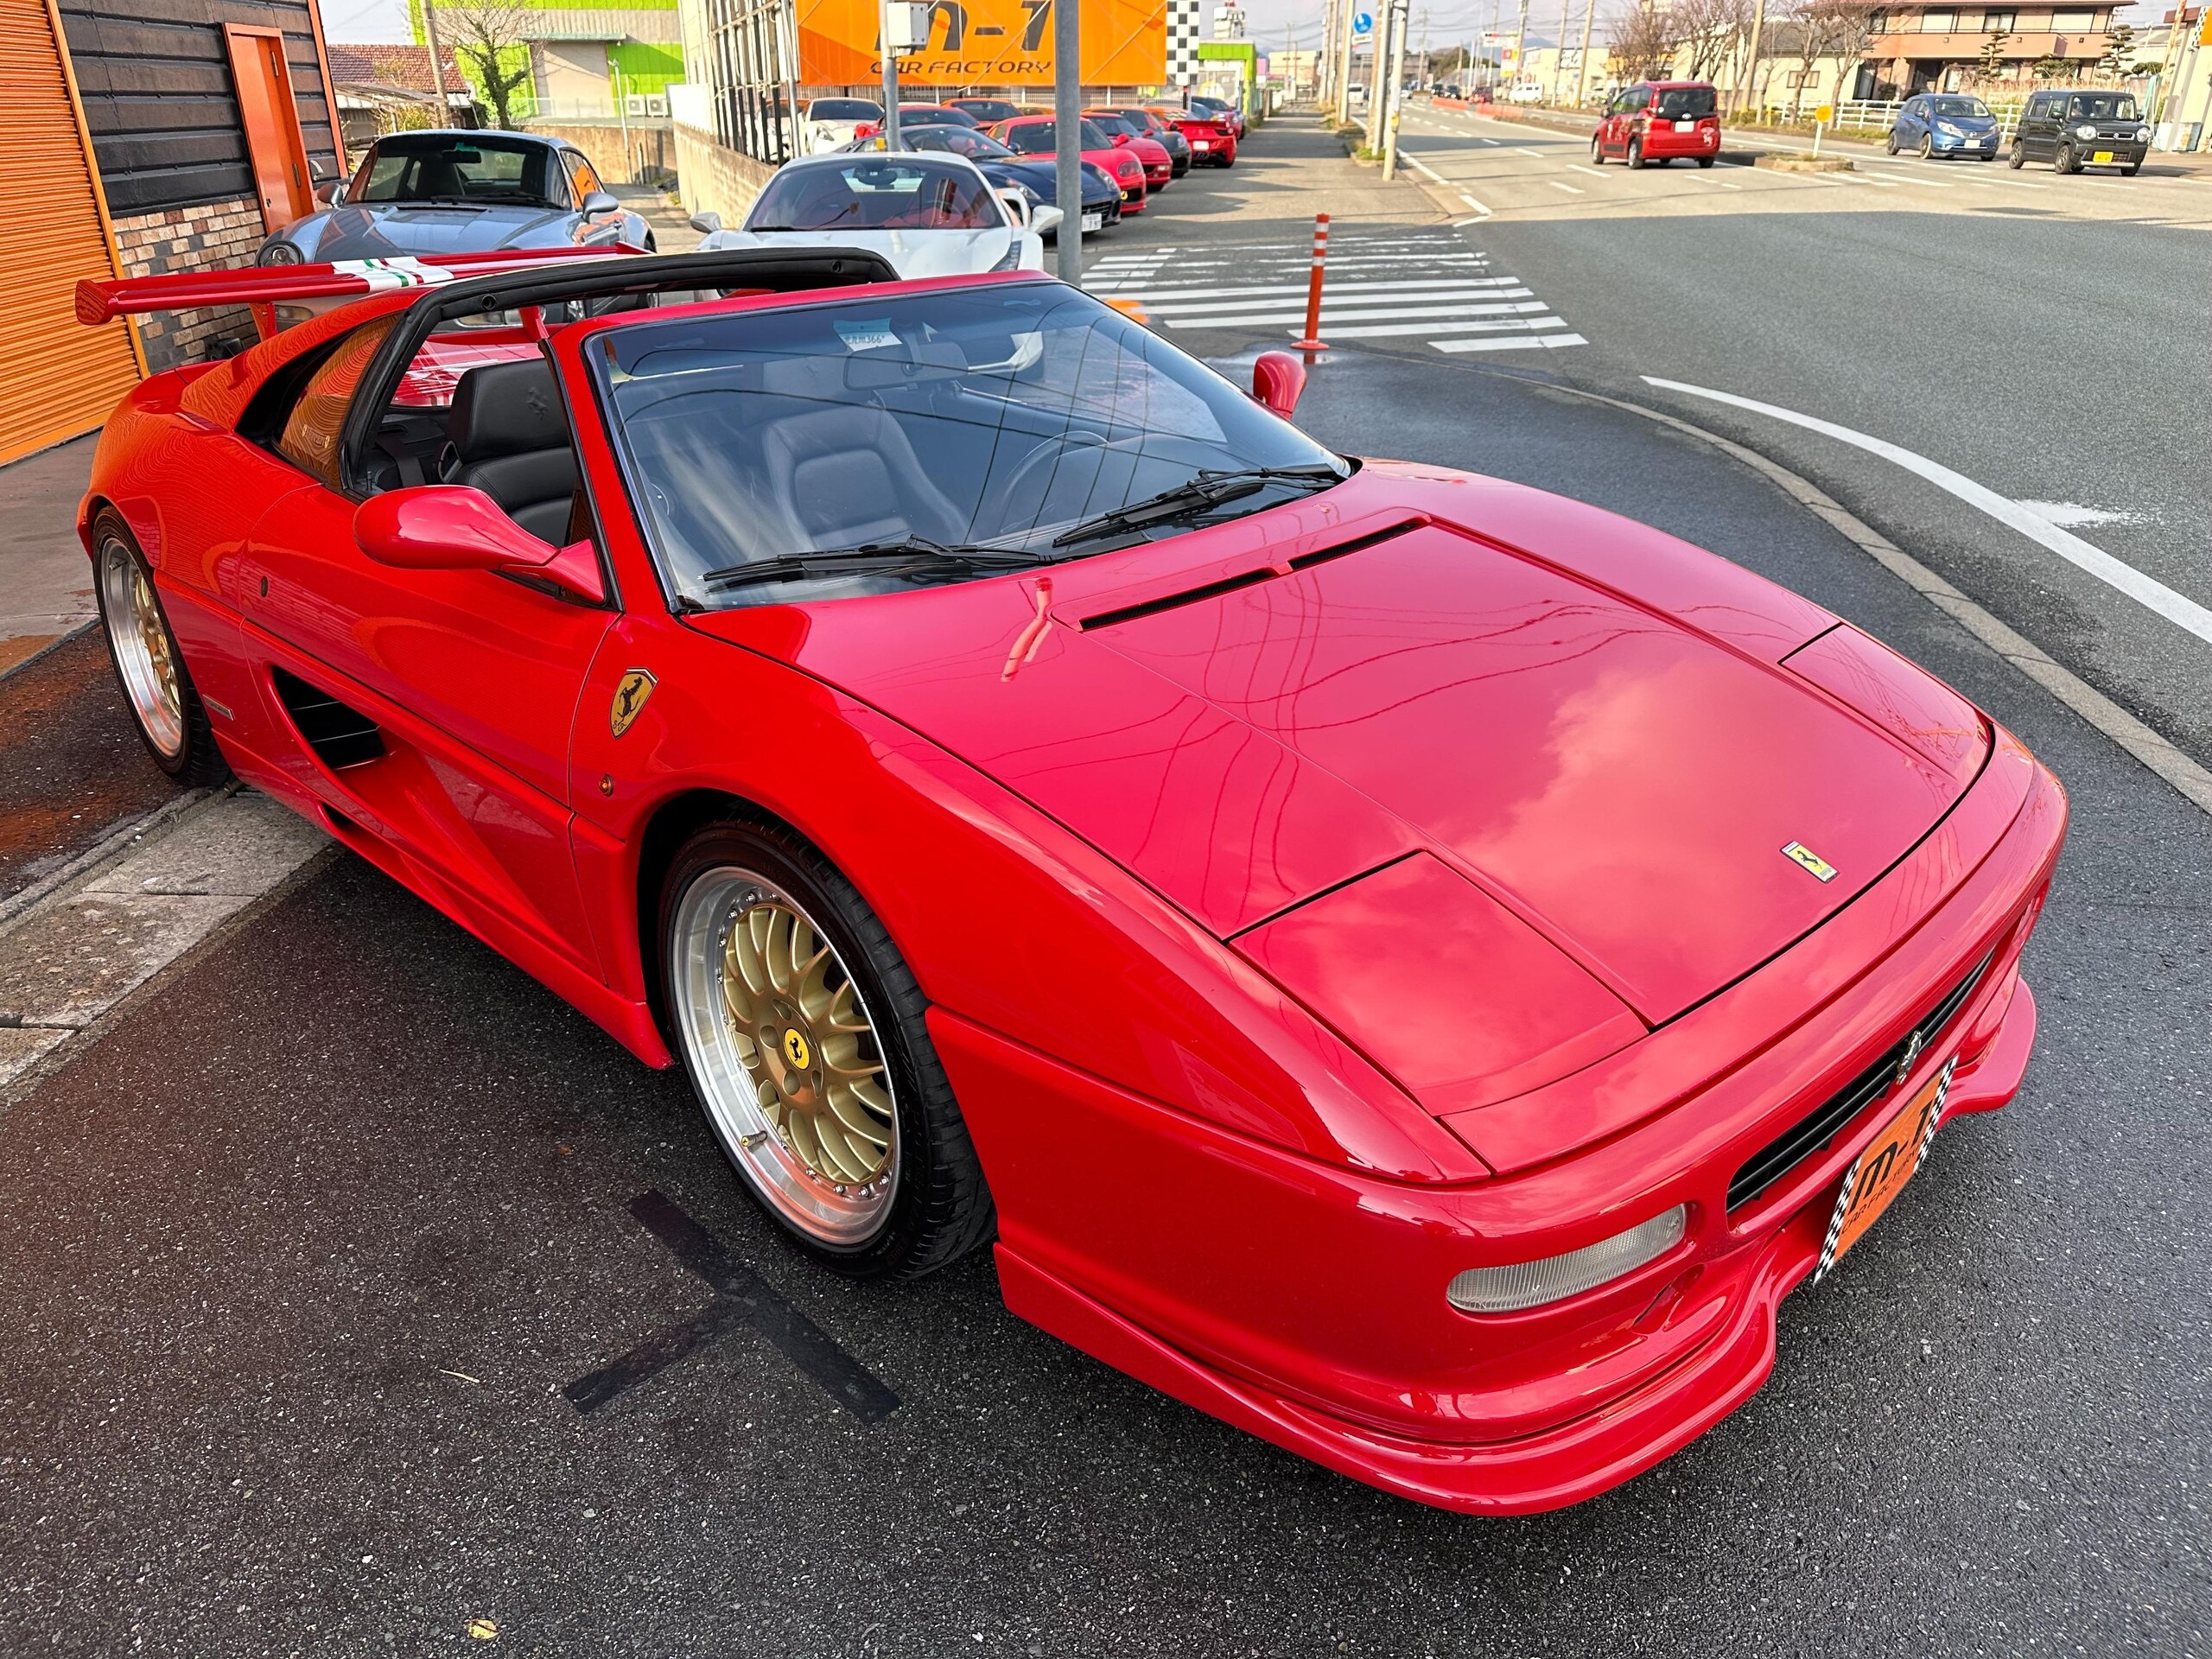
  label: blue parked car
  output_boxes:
[1887,93,2001,161]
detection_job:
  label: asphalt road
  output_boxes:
[1385,104,2212,766]
[0,125,2206,1656]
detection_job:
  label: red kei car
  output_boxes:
[1592,79,1723,168]
[76,249,2063,1516]
[993,115,1147,211]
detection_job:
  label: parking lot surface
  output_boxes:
[1,310,2204,1652]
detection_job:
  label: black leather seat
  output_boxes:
[442,359,578,545]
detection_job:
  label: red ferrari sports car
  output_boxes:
[76,249,2063,1515]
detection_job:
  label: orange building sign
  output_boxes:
[798,0,1166,86]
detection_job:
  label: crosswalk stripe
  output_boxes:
[1432,333,1588,353]
[1155,297,1543,328]
[1106,276,1520,302]
[1310,314,1567,340]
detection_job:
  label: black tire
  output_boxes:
[2008,139,2025,168]
[91,511,229,787]
[1918,134,1934,160]
[1590,133,1605,164]
[642,231,658,251]
[658,817,994,1281]
[1628,137,1645,168]
[2055,142,2075,174]
[1696,154,1714,168]
[1885,129,1900,155]
[2121,162,2139,176]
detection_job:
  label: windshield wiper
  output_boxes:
[701,537,1042,592]
[1050,466,1344,550]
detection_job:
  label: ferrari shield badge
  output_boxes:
[610,669,657,738]
[1782,841,1838,883]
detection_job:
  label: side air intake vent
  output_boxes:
[1077,518,1426,632]
[270,666,385,770]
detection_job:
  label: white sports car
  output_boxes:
[803,96,884,154]
[690,153,1061,280]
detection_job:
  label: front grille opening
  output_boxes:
[1727,950,1993,1213]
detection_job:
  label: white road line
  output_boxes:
[1120,277,1521,301]
[1568,163,1606,178]
[1863,167,1955,188]
[1434,333,1588,353]
[1314,315,1567,340]
[1546,180,1585,194]
[1514,146,1545,157]
[1156,298,1546,328]
[1460,192,1493,216]
[1644,377,2212,649]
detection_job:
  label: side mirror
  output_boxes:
[353,486,604,605]
[1250,351,1306,419]
[689,210,724,234]
[995,188,1033,229]
[1031,203,1065,237]
[315,176,346,207]
[1112,132,1131,145]
[582,189,620,216]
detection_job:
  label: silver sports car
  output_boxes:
[255,130,655,266]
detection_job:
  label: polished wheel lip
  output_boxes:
[671,865,898,1249]
[99,537,185,760]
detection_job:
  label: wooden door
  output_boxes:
[224,25,312,232]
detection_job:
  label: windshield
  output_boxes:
[2068,92,2139,119]
[1001,119,1114,153]
[809,99,881,121]
[903,127,1016,160]
[1087,113,1136,137]
[1655,86,1717,119]
[1926,96,1990,118]
[952,99,1020,121]
[745,159,1003,231]
[904,105,981,126]
[593,286,1349,607]
[353,136,561,206]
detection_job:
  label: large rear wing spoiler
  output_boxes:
[75,245,648,335]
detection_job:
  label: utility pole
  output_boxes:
[1054,0,1082,281]
[1420,8,1430,92]
[1380,0,1408,176]
[420,0,450,119]
[1510,0,1529,98]
[1735,0,1769,116]
[1571,0,1595,107]
[1552,0,1570,102]
[1334,0,1357,124]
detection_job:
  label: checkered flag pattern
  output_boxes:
[1167,0,1200,86]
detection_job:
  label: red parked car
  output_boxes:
[994,115,1147,211]
[76,250,2063,1516]
[1592,79,1722,168]
[1150,103,1237,166]
[1082,110,1174,190]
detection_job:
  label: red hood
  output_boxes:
[690,467,1986,1024]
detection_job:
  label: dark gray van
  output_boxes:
[2010,87,2150,175]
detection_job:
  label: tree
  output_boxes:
[1783,0,1878,118]
[2094,22,2133,81]
[1607,1,1678,80]
[437,0,535,129]
[1973,25,2011,86]
[1673,0,1755,83]
[2031,52,2069,81]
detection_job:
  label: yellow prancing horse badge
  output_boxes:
[609,669,656,737]
[1782,841,1838,883]
[782,1027,811,1070]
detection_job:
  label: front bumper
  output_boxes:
[1930,130,1999,154]
[941,742,2064,1514]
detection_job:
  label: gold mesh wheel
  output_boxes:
[671,866,899,1247]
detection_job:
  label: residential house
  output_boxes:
[1853,3,2123,99]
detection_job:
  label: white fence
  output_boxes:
[1759,97,2027,137]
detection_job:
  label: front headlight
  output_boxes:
[257,240,303,265]
[2135,126,2152,143]
[2075,123,2098,140]
[1936,122,1961,137]
[1446,1206,1688,1314]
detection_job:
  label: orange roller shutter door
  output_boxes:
[0,0,143,465]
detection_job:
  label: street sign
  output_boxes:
[1814,103,1834,122]
[1351,10,1373,36]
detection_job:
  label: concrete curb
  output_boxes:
[0,784,334,1109]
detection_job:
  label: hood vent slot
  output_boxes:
[1077,518,1425,632]
[271,666,385,771]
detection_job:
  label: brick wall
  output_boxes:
[110,196,267,372]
